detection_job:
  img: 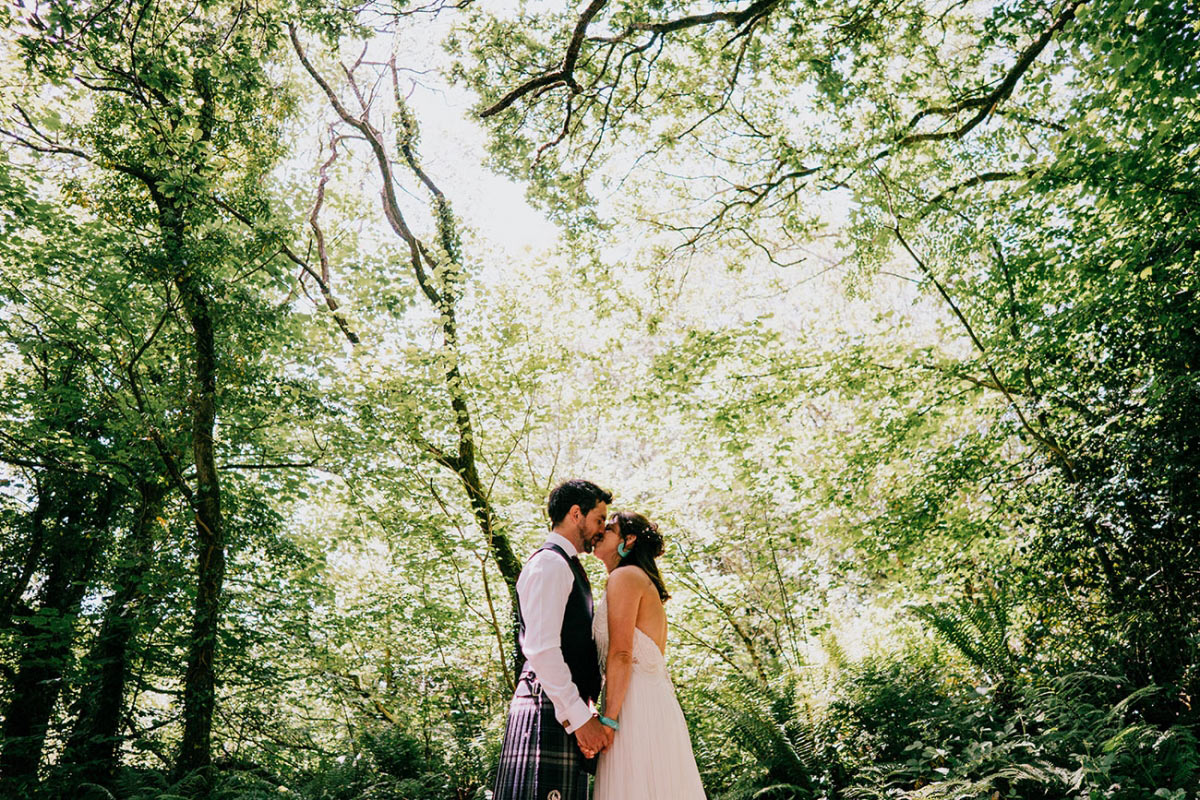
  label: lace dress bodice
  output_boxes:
[592,596,671,682]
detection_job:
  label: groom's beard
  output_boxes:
[580,529,598,553]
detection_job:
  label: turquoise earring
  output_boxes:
[617,540,632,558]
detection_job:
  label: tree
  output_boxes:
[461,0,1200,704]
[3,0,307,777]
[287,13,527,679]
[0,157,154,789]
[60,478,169,787]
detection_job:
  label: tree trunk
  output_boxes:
[0,475,118,786]
[0,474,49,633]
[173,265,227,780]
[60,480,169,787]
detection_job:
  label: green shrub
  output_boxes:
[299,727,460,800]
[843,672,1200,800]
[706,675,846,800]
[827,641,976,771]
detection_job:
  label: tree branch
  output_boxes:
[210,193,360,344]
[877,0,1089,156]
[292,23,523,599]
[480,0,611,117]
[288,24,443,310]
[874,169,1077,477]
[589,0,781,44]
[218,461,317,470]
[916,167,1044,219]
[482,0,783,120]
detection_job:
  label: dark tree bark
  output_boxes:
[173,270,226,779]
[155,194,227,779]
[0,474,119,786]
[0,474,49,633]
[60,479,169,787]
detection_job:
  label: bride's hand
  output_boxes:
[581,730,612,760]
[576,717,612,759]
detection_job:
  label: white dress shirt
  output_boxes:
[516,531,594,733]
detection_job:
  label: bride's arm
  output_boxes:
[601,567,645,724]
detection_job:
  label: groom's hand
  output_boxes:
[575,717,613,758]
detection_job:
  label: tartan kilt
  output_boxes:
[493,674,593,800]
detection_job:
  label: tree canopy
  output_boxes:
[0,0,1197,798]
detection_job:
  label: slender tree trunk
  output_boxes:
[173,265,227,779]
[0,476,118,786]
[290,30,524,597]
[60,480,169,786]
[0,474,48,632]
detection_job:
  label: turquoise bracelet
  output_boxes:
[598,714,620,731]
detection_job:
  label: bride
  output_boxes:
[587,511,707,799]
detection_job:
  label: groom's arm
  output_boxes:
[517,552,594,733]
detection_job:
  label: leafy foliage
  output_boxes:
[0,0,1197,798]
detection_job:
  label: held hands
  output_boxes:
[575,716,614,759]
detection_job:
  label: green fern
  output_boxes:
[911,586,1016,685]
[844,672,1199,800]
[710,677,823,800]
[73,784,118,800]
[752,783,815,799]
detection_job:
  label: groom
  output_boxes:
[493,479,615,800]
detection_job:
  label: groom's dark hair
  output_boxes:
[547,479,612,527]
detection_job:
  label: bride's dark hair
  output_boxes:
[611,511,670,603]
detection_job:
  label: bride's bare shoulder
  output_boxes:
[608,565,653,592]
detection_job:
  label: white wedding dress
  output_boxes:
[592,595,707,799]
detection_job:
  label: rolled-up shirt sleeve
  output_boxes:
[517,551,594,733]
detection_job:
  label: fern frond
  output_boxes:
[73,784,118,800]
[1105,682,1162,723]
[752,782,811,799]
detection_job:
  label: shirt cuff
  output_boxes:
[562,700,594,734]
